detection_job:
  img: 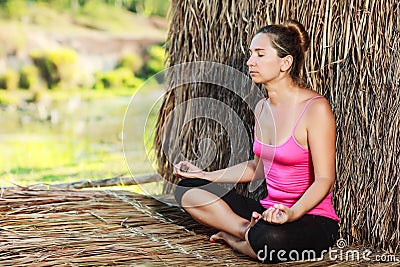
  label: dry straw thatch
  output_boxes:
[1,187,398,266]
[0,187,258,266]
[154,0,400,253]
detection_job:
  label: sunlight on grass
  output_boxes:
[0,135,156,188]
[0,88,161,191]
[0,0,167,195]
[0,135,120,186]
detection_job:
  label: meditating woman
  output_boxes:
[173,20,340,263]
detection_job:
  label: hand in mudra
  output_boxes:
[261,204,294,224]
[173,161,205,179]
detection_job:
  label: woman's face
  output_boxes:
[247,33,283,84]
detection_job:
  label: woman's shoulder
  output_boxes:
[299,89,330,107]
[300,92,335,126]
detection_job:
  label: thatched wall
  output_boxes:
[154,0,400,252]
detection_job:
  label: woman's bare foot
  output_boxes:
[207,213,260,259]
[210,230,258,259]
[209,231,224,243]
[209,211,262,244]
[210,231,241,243]
[210,212,262,243]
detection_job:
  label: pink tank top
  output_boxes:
[253,96,340,222]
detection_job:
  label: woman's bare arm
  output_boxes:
[174,156,264,183]
[173,99,266,183]
[290,98,336,220]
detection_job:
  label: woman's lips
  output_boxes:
[249,71,258,76]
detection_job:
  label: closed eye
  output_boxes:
[248,51,264,57]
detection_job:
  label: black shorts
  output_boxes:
[174,178,339,263]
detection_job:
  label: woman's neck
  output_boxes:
[265,78,299,106]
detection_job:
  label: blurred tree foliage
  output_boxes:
[141,45,166,77]
[19,65,39,90]
[0,69,19,90]
[31,48,78,89]
[0,0,170,17]
[0,1,168,92]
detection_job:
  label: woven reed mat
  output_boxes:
[0,187,398,266]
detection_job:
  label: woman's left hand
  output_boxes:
[262,204,294,224]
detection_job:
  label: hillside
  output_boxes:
[0,3,167,75]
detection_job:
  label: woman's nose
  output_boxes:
[247,55,255,66]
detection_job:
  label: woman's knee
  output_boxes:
[174,178,211,206]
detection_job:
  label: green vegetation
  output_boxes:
[0,135,151,194]
[0,90,20,105]
[0,0,170,19]
[0,44,166,93]
[0,69,19,90]
[0,88,160,188]
[19,66,40,90]
[0,0,168,93]
[31,48,79,89]
[0,0,168,188]
[93,68,144,90]
[142,45,167,77]
[74,1,144,32]
[139,0,170,17]
[117,53,144,74]
[1,136,120,184]
[2,0,28,19]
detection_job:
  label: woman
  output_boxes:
[173,20,339,263]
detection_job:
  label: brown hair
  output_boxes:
[256,20,310,86]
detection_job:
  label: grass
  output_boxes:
[0,86,148,105]
[73,1,163,35]
[0,1,166,193]
[0,134,123,185]
[0,86,162,192]
[0,1,166,43]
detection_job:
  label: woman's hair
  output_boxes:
[256,20,310,86]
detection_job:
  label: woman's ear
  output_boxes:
[280,55,293,72]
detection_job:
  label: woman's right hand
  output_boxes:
[173,161,206,179]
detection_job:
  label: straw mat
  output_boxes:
[0,187,397,266]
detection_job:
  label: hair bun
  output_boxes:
[284,20,310,52]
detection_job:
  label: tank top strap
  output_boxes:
[255,98,268,124]
[292,96,324,134]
